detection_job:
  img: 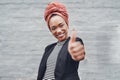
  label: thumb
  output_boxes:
[69,28,76,43]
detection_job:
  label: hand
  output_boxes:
[68,29,85,61]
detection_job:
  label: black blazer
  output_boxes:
[37,37,84,80]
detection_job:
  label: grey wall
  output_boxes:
[0,0,120,80]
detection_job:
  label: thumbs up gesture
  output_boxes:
[68,29,85,61]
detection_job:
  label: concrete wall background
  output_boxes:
[0,0,120,80]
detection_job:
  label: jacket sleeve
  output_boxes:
[37,43,56,80]
[37,46,48,80]
[76,37,85,55]
[76,37,84,45]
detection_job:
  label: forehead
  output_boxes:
[49,15,65,27]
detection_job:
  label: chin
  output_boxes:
[58,37,67,42]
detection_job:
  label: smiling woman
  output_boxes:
[37,1,85,80]
[49,15,68,42]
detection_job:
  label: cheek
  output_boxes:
[64,27,68,33]
[51,31,56,36]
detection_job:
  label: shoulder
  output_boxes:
[45,42,57,51]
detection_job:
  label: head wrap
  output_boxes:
[44,1,68,28]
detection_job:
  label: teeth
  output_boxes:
[58,33,64,37]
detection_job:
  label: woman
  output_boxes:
[37,1,85,80]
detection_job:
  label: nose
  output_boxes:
[56,28,62,34]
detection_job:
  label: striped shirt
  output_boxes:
[43,40,66,80]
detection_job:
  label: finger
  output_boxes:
[69,28,76,43]
[71,42,82,47]
[72,45,84,52]
[69,42,83,50]
[72,52,85,61]
[72,49,84,57]
[75,54,85,61]
[70,45,81,53]
[71,47,84,53]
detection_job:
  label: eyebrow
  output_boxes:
[51,22,64,28]
[58,22,64,26]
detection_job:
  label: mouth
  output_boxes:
[56,33,65,38]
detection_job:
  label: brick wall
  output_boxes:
[0,0,120,80]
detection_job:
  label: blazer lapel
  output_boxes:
[44,43,57,66]
[55,37,70,80]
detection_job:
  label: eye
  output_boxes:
[51,26,56,30]
[59,23,64,28]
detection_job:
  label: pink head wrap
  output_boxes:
[44,1,68,28]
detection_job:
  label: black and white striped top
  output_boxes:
[43,40,66,80]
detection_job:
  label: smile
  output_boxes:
[57,33,65,38]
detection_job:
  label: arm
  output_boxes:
[68,29,85,61]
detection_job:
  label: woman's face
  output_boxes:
[49,15,68,42]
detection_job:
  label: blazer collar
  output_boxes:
[54,37,70,79]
